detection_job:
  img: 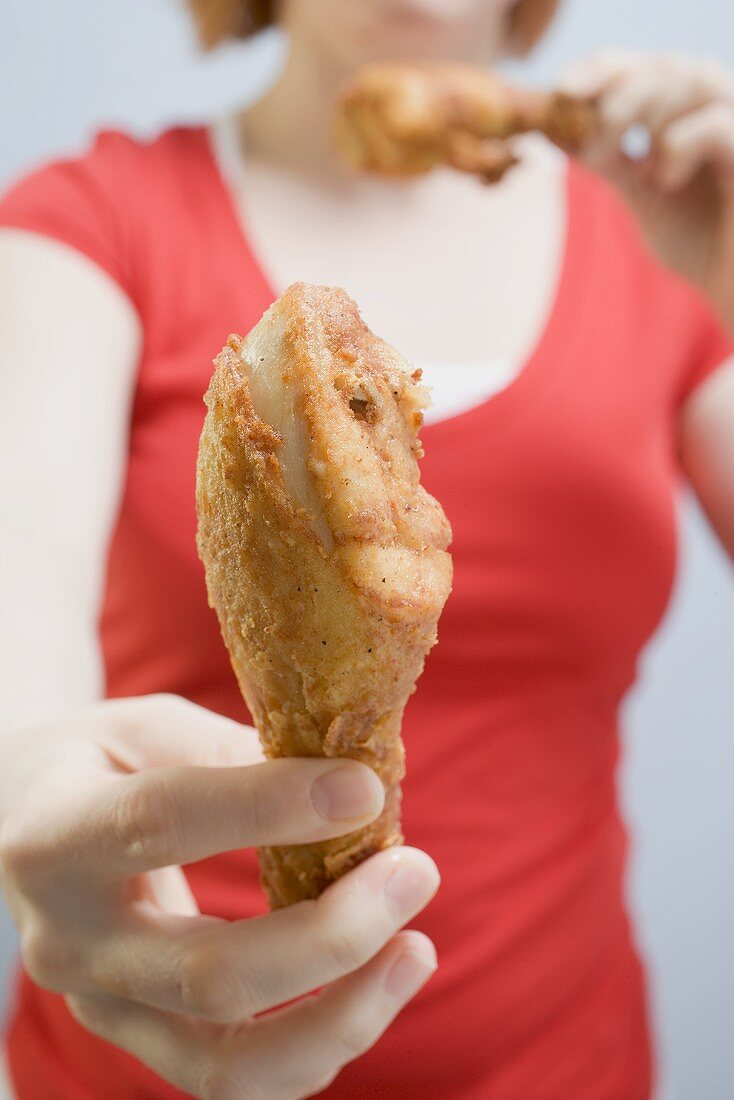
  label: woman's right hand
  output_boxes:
[0,694,439,1099]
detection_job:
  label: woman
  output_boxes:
[1,1,733,1097]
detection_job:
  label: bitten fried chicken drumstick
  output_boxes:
[335,62,596,183]
[196,285,452,908]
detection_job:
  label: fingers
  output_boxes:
[594,72,694,154]
[92,848,439,1022]
[659,103,734,190]
[560,51,734,104]
[68,930,437,1100]
[64,756,387,879]
[559,51,734,179]
[66,993,209,1099]
[0,694,264,895]
[559,49,642,100]
[2,754,385,896]
[228,931,437,1100]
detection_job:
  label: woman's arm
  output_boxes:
[559,52,734,331]
[0,228,141,727]
[0,231,439,1097]
[554,53,734,553]
[679,356,734,557]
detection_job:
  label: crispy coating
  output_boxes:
[196,285,452,907]
[335,62,596,183]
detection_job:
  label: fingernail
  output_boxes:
[383,856,439,920]
[310,765,383,822]
[384,946,437,1004]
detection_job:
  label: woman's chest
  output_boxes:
[222,131,567,369]
[122,301,679,710]
[115,145,684,703]
[418,371,678,694]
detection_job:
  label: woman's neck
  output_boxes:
[240,22,351,179]
[239,12,506,183]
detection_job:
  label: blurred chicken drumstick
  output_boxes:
[196,284,452,908]
[335,62,595,182]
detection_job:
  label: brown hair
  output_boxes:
[189,0,560,53]
[508,0,562,56]
[187,0,275,49]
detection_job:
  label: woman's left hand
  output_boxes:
[559,51,734,325]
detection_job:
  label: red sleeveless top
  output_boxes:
[1,128,730,1100]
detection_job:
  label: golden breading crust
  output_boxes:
[196,284,452,908]
[335,62,596,183]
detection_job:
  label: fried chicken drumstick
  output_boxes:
[335,62,596,183]
[196,285,452,908]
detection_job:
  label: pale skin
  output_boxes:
[1,1,734,1097]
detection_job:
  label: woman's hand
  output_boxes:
[0,694,439,1099]
[560,51,734,326]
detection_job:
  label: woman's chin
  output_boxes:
[298,0,498,71]
[344,23,493,68]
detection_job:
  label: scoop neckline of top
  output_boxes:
[202,117,589,441]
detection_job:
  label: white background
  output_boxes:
[2,2,733,1098]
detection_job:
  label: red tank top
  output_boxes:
[1,128,730,1100]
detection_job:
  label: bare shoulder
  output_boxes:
[0,228,139,323]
